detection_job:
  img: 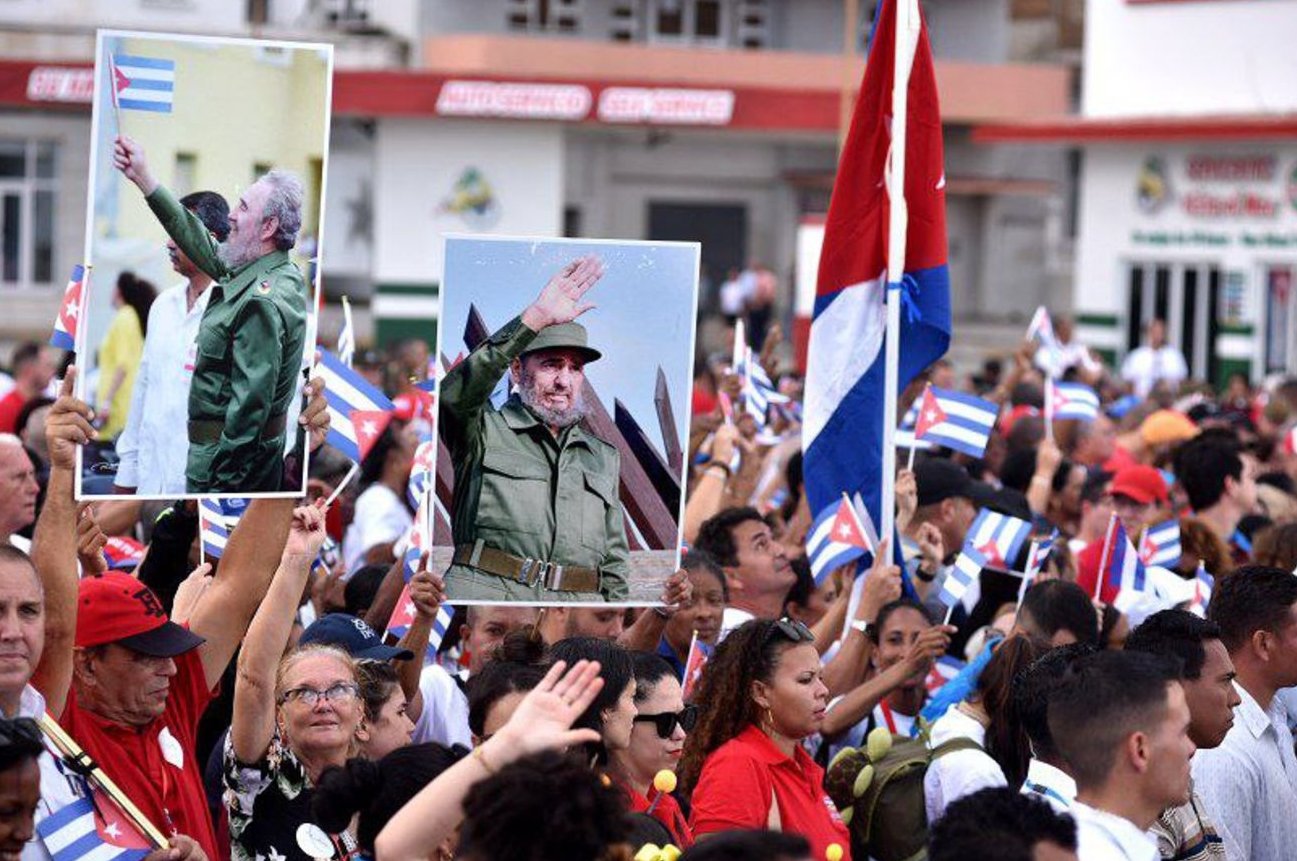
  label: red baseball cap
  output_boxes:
[76,573,205,657]
[1109,465,1169,506]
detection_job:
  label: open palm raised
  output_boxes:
[521,254,607,332]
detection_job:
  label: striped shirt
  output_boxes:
[1149,783,1229,861]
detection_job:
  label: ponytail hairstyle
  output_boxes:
[312,743,467,852]
[467,627,550,738]
[972,634,1047,788]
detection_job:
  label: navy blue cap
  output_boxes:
[299,613,414,662]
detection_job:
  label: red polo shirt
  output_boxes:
[621,779,694,849]
[690,725,850,861]
[59,648,218,859]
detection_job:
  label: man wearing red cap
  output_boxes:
[1074,464,1170,605]
[26,368,328,861]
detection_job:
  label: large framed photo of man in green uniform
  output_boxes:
[436,236,700,606]
[76,30,331,500]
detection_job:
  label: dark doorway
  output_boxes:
[647,202,747,313]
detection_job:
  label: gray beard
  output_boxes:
[519,378,586,429]
[217,230,265,270]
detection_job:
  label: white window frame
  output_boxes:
[506,0,585,34]
[0,138,58,293]
[647,0,730,47]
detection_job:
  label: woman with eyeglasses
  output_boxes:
[607,652,696,848]
[225,503,366,861]
[679,618,849,860]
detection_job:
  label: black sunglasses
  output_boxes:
[633,704,699,739]
[765,617,816,645]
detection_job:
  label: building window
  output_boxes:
[507,0,583,34]
[648,0,728,45]
[173,152,197,198]
[0,139,57,290]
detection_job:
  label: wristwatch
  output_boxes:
[849,619,875,638]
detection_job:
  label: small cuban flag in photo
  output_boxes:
[111,54,176,113]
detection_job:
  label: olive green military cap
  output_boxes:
[521,321,602,363]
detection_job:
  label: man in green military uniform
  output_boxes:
[440,254,631,602]
[113,135,308,493]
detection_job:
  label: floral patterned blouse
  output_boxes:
[223,732,357,861]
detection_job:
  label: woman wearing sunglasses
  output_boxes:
[608,653,696,848]
[679,618,849,860]
[226,504,368,861]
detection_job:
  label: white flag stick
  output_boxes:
[324,462,359,509]
[880,0,921,550]
[1015,539,1039,610]
[341,295,354,366]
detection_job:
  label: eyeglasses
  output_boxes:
[279,682,360,707]
[633,704,698,739]
[765,617,816,645]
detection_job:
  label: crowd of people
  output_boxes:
[0,304,1294,861]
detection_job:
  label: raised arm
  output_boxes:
[375,660,604,861]
[821,623,952,739]
[821,541,902,698]
[30,369,99,718]
[394,562,448,724]
[230,503,326,763]
[113,135,226,282]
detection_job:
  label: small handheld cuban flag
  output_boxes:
[924,654,966,697]
[1049,381,1101,422]
[312,535,339,576]
[939,545,986,609]
[388,487,454,654]
[101,536,145,572]
[50,265,86,351]
[36,793,154,861]
[1102,516,1148,598]
[317,349,396,463]
[912,385,999,458]
[1027,306,1059,353]
[681,632,714,701]
[1024,529,1058,579]
[198,497,246,560]
[964,509,1032,571]
[110,53,175,113]
[1190,560,1214,617]
[1139,518,1182,568]
[895,397,932,453]
[806,496,872,585]
[407,439,436,509]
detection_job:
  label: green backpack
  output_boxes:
[822,724,983,861]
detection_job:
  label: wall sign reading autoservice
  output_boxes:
[434,79,736,126]
[1137,152,1294,219]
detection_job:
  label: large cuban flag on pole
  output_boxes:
[803,0,951,576]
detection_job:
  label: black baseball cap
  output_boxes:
[914,457,996,508]
[299,613,414,662]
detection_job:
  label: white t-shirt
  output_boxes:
[343,483,413,576]
[923,705,1006,824]
[1071,799,1160,861]
[20,685,84,861]
[1121,345,1189,398]
[411,663,471,749]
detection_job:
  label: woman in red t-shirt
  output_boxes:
[679,618,850,860]
[608,653,696,848]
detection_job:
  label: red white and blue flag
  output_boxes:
[387,488,454,654]
[407,439,437,509]
[50,265,86,351]
[110,54,176,114]
[1190,560,1214,617]
[925,654,965,697]
[806,497,872,585]
[1139,519,1181,568]
[198,497,247,560]
[1024,529,1059,579]
[965,509,1032,571]
[1027,306,1060,354]
[317,349,396,463]
[939,545,985,609]
[35,794,153,861]
[681,633,714,701]
[1102,517,1148,597]
[802,0,950,585]
[1049,381,1100,422]
[102,536,145,571]
[912,385,998,458]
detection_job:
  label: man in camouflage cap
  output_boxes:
[439,255,630,602]
[113,135,307,493]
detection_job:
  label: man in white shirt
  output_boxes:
[113,191,229,496]
[1049,651,1196,861]
[1121,319,1189,398]
[1191,567,1297,861]
[1014,643,1092,813]
[1036,315,1102,382]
